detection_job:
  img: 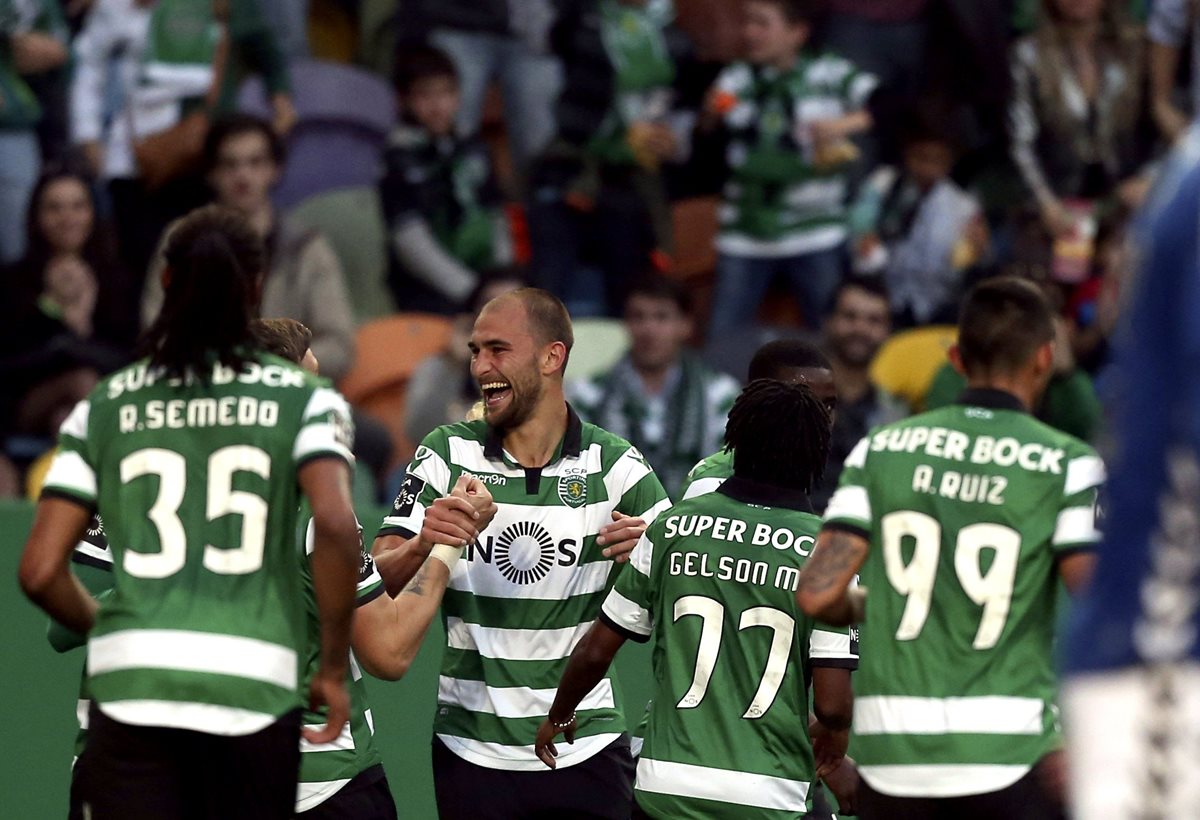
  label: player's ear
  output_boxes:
[1034,339,1055,375]
[542,341,567,378]
[947,344,966,376]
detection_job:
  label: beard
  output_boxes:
[484,369,543,431]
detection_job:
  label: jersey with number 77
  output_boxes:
[40,353,356,737]
[822,392,1104,799]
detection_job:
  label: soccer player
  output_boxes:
[19,206,362,819]
[371,288,671,820]
[797,277,1105,819]
[535,380,854,818]
[684,339,837,499]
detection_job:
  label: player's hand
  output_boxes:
[810,720,849,778]
[419,482,486,551]
[304,669,350,745]
[597,511,646,563]
[1036,748,1068,806]
[534,714,577,770]
[450,475,498,532]
[821,755,859,815]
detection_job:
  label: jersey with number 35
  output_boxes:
[41,353,355,737]
[822,393,1104,798]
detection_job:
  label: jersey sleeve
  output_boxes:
[293,386,355,468]
[72,515,113,571]
[610,445,672,524]
[809,577,861,670]
[822,436,873,535]
[600,530,656,643]
[305,516,385,607]
[1052,445,1106,554]
[41,399,97,510]
[377,432,455,539]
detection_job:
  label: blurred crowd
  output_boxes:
[0,0,1175,503]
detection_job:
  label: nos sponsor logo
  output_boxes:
[466,521,581,584]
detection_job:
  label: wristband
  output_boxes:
[551,712,576,730]
[428,543,464,572]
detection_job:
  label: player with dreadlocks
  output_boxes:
[20,205,362,819]
[535,380,859,819]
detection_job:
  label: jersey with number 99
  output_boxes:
[40,353,355,737]
[822,392,1103,798]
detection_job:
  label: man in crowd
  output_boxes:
[798,277,1105,819]
[371,288,670,819]
[570,275,740,498]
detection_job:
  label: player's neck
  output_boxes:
[964,374,1035,412]
[503,392,569,467]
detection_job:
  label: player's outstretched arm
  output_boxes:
[796,528,870,626]
[1057,551,1097,596]
[372,491,497,595]
[299,458,361,745]
[535,620,627,769]
[355,477,493,680]
[19,498,98,635]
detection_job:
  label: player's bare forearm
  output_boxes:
[796,529,869,625]
[812,667,854,732]
[301,460,361,678]
[371,533,431,596]
[353,556,451,680]
[19,498,97,634]
[1058,551,1097,597]
[548,621,626,724]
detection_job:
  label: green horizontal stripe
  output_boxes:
[443,590,608,631]
[635,791,803,820]
[442,648,573,690]
[90,668,301,715]
[433,705,626,747]
[851,732,1055,768]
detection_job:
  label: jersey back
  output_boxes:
[604,485,857,819]
[42,354,354,736]
[823,401,1103,797]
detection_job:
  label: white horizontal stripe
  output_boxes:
[98,700,278,736]
[77,699,90,730]
[89,629,298,690]
[854,695,1044,735]
[860,764,1030,798]
[682,476,722,500]
[717,225,846,258]
[636,758,810,811]
[809,628,854,660]
[824,485,871,527]
[450,554,613,600]
[445,617,592,661]
[293,424,353,465]
[44,450,97,501]
[302,387,352,422]
[73,542,112,567]
[296,778,352,813]
[141,62,215,89]
[603,448,654,511]
[630,735,644,757]
[1054,506,1100,546]
[437,676,614,720]
[299,720,355,753]
[436,732,621,771]
[602,588,653,637]
[1065,455,1105,497]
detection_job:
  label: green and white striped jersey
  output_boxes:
[603,478,857,819]
[377,406,670,770]
[823,390,1104,798]
[297,519,387,812]
[681,449,734,500]
[41,353,355,737]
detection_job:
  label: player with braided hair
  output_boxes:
[536,380,858,819]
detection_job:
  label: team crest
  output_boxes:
[558,474,587,508]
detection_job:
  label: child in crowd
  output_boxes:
[850,103,989,327]
[704,0,876,336]
[380,46,512,314]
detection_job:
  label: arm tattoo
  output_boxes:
[799,531,868,596]
[402,563,431,598]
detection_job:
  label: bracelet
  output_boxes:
[550,712,576,730]
[428,543,464,572]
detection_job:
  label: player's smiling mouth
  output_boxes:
[481,381,512,408]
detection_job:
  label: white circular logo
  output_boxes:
[494,522,556,585]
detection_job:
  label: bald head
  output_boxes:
[485,287,575,365]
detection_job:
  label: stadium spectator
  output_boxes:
[416,0,562,170]
[816,277,907,510]
[381,46,513,314]
[850,101,989,327]
[0,0,69,264]
[371,288,670,820]
[528,0,700,316]
[403,269,525,448]
[704,0,875,337]
[569,275,740,498]
[1064,214,1129,375]
[142,114,356,383]
[1008,0,1154,248]
[73,0,294,280]
[0,166,133,486]
[1147,0,1198,142]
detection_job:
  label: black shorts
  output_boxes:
[74,704,301,820]
[298,764,397,819]
[432,735,635,820]
[858,767,1066,820]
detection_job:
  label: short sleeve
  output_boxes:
[600,531,656,643]
[293,387,355,468]
[822,437,872,535]
[41,400,98,510]
[72,515,113,571]
[809,577,861,670]
[305,516,384,606]
[610,445,672,525]
[1052,447,1106,553]
[377,433,455,539]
